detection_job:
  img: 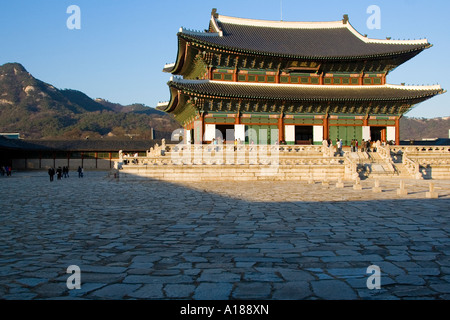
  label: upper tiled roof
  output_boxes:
[178,13,431,60]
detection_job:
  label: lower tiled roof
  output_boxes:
[169,80,444,102]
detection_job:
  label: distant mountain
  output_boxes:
[94,99,164,115]
[400,116,450,140]
[0,62,180,139]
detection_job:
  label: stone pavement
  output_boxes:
[0,171,449,300]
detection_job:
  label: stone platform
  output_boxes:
[116,144,450,182]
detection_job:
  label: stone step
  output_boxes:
[117,165,348,181]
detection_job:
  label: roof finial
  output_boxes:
[343,14,349,24]
[280,0,283,21]
[211,8,218,18]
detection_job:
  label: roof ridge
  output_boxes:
[217,14,345,30]
[214,13,429,46]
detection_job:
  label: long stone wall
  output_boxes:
[11,158,118,170]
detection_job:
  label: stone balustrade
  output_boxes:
[377,145,396,173]
[119,155,345,167]
[117,143,343,167]
[163,144,328,155]
[390,145,450,154]
[343,152,360,180]
[402,153,422,179]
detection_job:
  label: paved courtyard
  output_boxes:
[0,170,449,300]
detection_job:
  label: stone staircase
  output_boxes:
[350,152,412,179]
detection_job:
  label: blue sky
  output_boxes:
[0,0,448,118]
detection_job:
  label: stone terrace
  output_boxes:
[0,171,449,300]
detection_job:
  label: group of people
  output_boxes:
[123,152,140,165]
[323,138,385,155]
[210,137,245,151]
[350,139,359,152]
[361,139,374,152]
[48,166,84,182]
[1,166,12,177]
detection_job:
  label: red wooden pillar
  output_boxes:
[363,115,369,127]
[395,117,401,145]
[275,62,281,84]
[201,112,205,144]
[233,57,239,82]
[278,113,284,143]
[207,66,213,80]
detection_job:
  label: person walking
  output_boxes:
[48,167,55,182]
[63,166,69,178]
[56,167,62,180]
[77,166,83,178]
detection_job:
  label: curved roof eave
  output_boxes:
[178,33,429,62]
[166,79,444,103]
[162,36,188,75]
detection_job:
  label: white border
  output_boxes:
[170,78,442,92]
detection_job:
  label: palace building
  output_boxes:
[158,9,444,146]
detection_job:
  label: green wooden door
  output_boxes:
[344,126,354,146]
[329,126,338,145]
[246,125,258,145]
[245,125,278,144]
[329,126,362,146]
